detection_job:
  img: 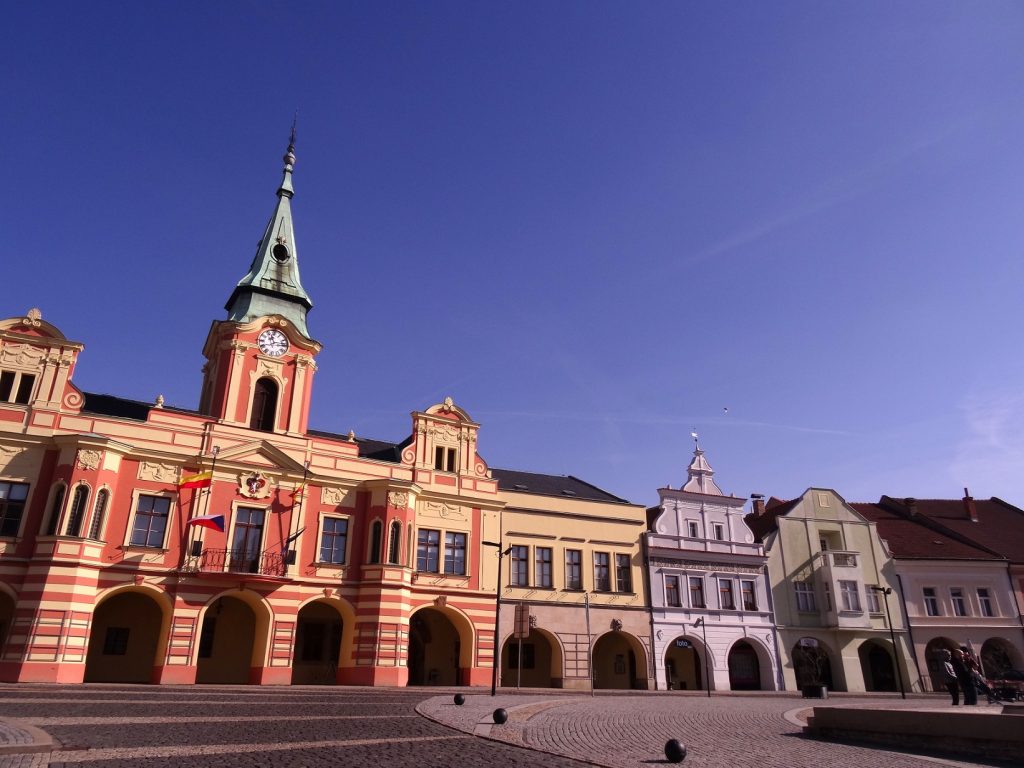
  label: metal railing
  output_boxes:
[185,547,286,577]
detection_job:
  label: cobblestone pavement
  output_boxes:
[0,685,1011,768]
[0,685,588,768]
[418,691,1011,768]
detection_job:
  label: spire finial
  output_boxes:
[284,114,297,169]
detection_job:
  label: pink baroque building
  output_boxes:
[0,137,627,687]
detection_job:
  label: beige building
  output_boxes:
[746,489,917,693]
[494,470,650,690]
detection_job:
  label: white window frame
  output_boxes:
[686,520,699,538]
[950,587,969,617]
[866,586,882,614]
[688,575,706,608]
[977,587,995,617]
[718,578,735,610]
[923,587,941,616]
[665,574,682,607]
[317,513,350,565]
[124,490,176,550]
[712,523,725,541]
[839,580,861,612]
[795,580,817,612]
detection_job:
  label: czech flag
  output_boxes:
[186,514,225,532]
[179,470,213,489]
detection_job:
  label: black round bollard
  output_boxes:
[453,694,465,705]
[493,708,508,725]
[665,739,687,763]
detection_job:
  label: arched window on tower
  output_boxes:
[45,484,66,536]
[250,377,278,431]
[388,520,402,564]
[65,485,90,537]
[88,489,109,540]
[368,520,383,564]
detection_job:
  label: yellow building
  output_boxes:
[494,470,650,689]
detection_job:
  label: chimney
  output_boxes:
[751,493,766,516]
[903,497,918,516]
[963,487,978,522]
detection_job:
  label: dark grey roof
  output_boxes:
[81,392,152,421]
[491,468,629,504]
[305,431,410,462]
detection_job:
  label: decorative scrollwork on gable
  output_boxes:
[138,461,177,483]
[419,501,467,522]
[0,343,45,370]
[76,450,101,471]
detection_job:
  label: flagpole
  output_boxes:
[188,446,219,567]
[284,460,310,562]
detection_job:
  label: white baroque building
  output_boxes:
[644,442,779,691]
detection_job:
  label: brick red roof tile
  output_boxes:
[851,502,1002,560]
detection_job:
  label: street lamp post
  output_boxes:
[483,540,512,696]
[693,618,711,698]
[870,585,906,699]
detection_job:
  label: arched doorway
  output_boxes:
[593,631,645,690]
[792,637,834,690]
[924,637,958,692]
[196,596,260,684]
[500,629,560,688]
[291,601,344,685]
[85,590,166,683]
[981,638,1023,678]
[728,640,761,690]
[0,587,16,657]
[407,608,463,686]
[858,640,897,692]
[664,636,703,691]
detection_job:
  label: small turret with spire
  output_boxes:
[225,123,314,339]
[681,431,724,496]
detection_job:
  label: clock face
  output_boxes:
[257,329,289,357]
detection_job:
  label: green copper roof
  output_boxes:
[225,132,313,337]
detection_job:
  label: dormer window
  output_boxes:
[250,378,278,432]
[0,371,35,405]
[434,446,456,472]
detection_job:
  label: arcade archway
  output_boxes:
[792,637,835,690]
[196,594,268,684]
[500,628,562,688]
[0,586,14,654]
[84,589,167,683]
[924,637,958,692]
[291,600,345,685]
[664,635,704,691]
[593,631,646,690]
[407,607,469,686]
[728,640,763,690]
[858,639,897,692]
[981,637,1023,678]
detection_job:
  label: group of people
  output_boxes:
[939,647,1004,705]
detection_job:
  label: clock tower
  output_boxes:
[199,131,320,434]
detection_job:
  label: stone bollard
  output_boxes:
[665,738,687,763]
[454,694,465,705]
[493,708,508,725]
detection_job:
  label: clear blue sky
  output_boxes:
[5,2,1024,509]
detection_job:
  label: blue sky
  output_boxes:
[5,2,1024,508]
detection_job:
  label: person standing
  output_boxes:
[940,649,960,705]
[952,649,977,706]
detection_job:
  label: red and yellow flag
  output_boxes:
[293,483,306,498]
[179,470,213,489]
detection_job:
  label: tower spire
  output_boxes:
[681,439,724,496]
[225,128,314,338]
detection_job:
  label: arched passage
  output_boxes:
[924,636,958,692]
[792,637,835,691]
[0,586,16,655]
[85,589,167,683]
[407,607,472,686]
[196,593,270,684]
[858,639,897,692]
[500,628,562,688]
[728,640,762,690]
[291,600,346,685]
[981,637,1023,678]
[664,635,704,691]
[593,631,646,690]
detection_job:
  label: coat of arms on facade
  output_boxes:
[238,471,271,499]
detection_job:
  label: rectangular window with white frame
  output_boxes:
[741,579,757,611]
[839,580,861,612]
[712,523,725,541]
[444,531,467,575]
[866,586,882,613]
[977,587,995,617]
[718,578,735,609]
[565,549,582,590]
[535,546,552,588]
[128,494,172,548]
[615,553,632,592]
[0,481,30,538]
[593,552,611,591]
[923,587,941,616]
[510,545,529,586]
[794,580,816,612]
[950,587,968,617]
[0,370,36,405]
[689,576,705,608]
[686,520,699,538]
[665,575,681,607]
[318,516,349,564]
[416,528,440,572]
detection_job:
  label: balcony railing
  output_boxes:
[184,548,287,577]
